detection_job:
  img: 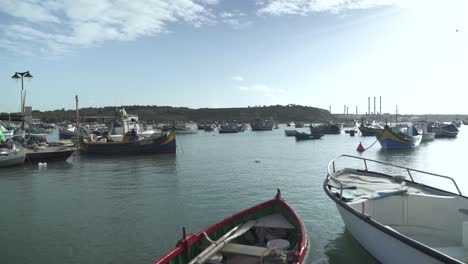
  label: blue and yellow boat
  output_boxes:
[80,130,176,155]
[358,123,383,137]
[377,125,422,149]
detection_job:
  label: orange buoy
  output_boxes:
[357,142,365,152]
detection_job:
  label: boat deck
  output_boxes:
[328,169,444,202]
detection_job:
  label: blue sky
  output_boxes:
[1,0,467,114]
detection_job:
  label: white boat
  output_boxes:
[174,122,197,134]
[324,155,468,264]
[0,148,25,167]
[414,122,436,141]
[422,132,436,141]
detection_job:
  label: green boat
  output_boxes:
[153,190,308,264]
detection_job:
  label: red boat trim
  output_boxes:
[153,192,308,264]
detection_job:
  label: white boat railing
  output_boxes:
[327,154,462,198]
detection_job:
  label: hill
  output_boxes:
[32,104,334,123]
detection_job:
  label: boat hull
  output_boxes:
[377,128,422,148]
[285,130,297,136]
[0,152,25,167]
[218,130,239,134]
[26,148,74,162]
[80,131,176,155]
[422,132,436,141]
[334,203,444,264]
[295,133,324,140]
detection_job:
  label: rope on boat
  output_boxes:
[357,133,382,152]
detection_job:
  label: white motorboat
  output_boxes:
[0,148,25,167]
[415,122,436,141]
[324,155,468,264]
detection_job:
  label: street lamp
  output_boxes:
[11,71,33,130]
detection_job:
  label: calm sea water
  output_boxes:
[1,125,467,264]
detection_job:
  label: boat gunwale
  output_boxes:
[152,193,308,264]
[323,155,466,264]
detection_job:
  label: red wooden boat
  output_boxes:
[153,189,308,264]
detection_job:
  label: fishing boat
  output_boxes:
[376,125,422,148]
[219,124,242,134]
[429,124,459,138]
[324,155,468,264]
[0,148,25,167]
[174,122,198,134]
[414,122,436,141]
[204,124,218,132]
[153,189,308,264]
[358,123,383,137]
[295,132,324,140]
[452,121,462,129]
[25,146,74,163]
[284,130,297,137]
[311,123,342,135]
[251,118,274,131]
[59,125,76,139]
[80,130,176,155]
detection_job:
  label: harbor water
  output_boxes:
[1,126,467,264]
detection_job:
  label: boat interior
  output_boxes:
[328,167,468,263]
[183,202,301,264]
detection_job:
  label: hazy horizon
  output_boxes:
[1,0,467,115]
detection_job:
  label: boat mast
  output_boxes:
[395,105,398,126]
[76,95,80,152]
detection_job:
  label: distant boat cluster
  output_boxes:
[2,111,466,168]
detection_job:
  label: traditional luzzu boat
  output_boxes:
[429,124,459,138]
[79,130,176,155]
[358,123,383,137]
[324,155,468,264]
[376,125,422,148]
[153,190,308,264]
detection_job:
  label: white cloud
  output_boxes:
[232,76,244,81]
[220,11,251,29]
[0,0,216,55]
[257,0,399,16]
[197,0,221,5]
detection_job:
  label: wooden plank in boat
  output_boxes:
[221,243,269,257]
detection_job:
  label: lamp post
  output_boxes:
[11,71,33,130]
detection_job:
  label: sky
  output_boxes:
[0,0,467,115]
